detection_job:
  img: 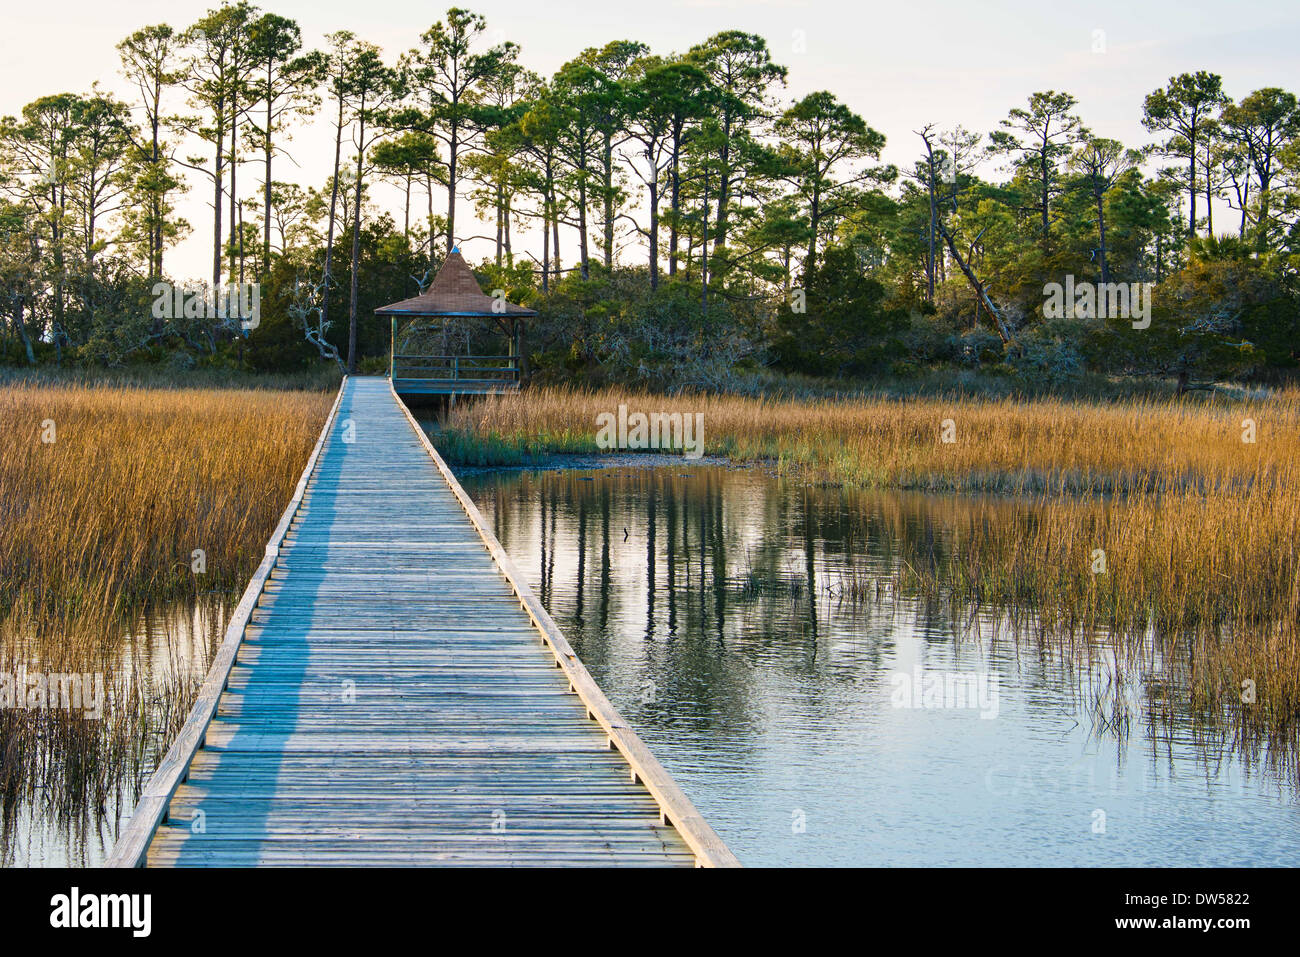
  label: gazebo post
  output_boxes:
[509,318,518,384]
[390,316,395,380]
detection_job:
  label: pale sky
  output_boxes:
[3,0,1298,280]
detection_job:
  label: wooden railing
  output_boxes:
[391,353,519,382]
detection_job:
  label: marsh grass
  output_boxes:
[1,382,332,618]
[0,382,332,862]
[0,364,343,393]
[444,385,1295,493]
[447,386,1300,760]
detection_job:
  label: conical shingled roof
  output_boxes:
[374,249,536,317]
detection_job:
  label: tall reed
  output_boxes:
[1,382,333,621]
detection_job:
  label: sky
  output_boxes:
[2,0,1299,281]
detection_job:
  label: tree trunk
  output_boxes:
[805,186,820,288]
[1256,174,1273,251]
[212,104,225,292]
[1039,145,1050,243]
[322,95,344,335]
[53,180,65,336]
[552,210,561,283]
[151,106,163,279]
[426,172,435,267]
[403,174,411,238]
[714,112,731,251]
[541,190,550,294]
[263,64,273,276]
[1204,151,1214,237]
[229,96,239,287]
[347,108,365,373]
[926,151,936,302]
[602,137,614,270]
[668,136,681,277]
[12,295,35,364]
[701,175,709,315]
[495,181,503,267]
[446,121,458,252]
[503,196,512,265]
[938,221,1011,344]
[577,161,590,280]
[1096,190,1109,284]
[648,173,659,291]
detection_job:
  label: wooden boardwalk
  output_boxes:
[108,376,737,868]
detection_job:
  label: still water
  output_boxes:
[460,462,1300,867]
[0,601,223,867]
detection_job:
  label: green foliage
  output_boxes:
[1,11,1298,400]
[771,246,907,376]
[521,268,754,390]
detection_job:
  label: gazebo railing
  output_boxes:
[391,353,520,383]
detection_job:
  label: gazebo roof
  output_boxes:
[374,248,536,318]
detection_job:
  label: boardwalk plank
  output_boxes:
[109,376,736,868]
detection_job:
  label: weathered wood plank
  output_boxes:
[109,376,737,869]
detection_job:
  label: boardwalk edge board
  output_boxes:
[106,377,350,868]
[390,379,740,868]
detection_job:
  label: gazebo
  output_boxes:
[375,247,536,397]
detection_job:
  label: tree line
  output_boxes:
[1,4,1297,391]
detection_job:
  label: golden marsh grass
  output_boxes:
[1,382,333,622]
[444,386,1300,755]
[442,386,1294,493]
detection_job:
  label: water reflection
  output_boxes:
[0,598,225,867]
[462,463,1300,866]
